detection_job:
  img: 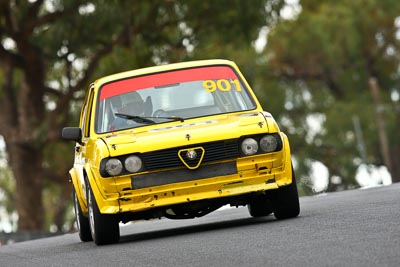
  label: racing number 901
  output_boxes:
[203,79,242,93]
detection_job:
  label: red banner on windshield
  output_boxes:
[99,66,237,100]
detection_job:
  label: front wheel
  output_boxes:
[272,166,300,220]
[73,188,92,242]
[87,185,120,245]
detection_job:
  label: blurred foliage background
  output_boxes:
[0,0,399,233]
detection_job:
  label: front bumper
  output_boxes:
[89,148,293,215]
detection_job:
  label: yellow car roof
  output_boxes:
[94,59,237,86]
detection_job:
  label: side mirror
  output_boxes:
[62,127,83,144]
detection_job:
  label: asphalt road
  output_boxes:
[1,183,399,267]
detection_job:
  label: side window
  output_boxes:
[79,104,88,136]
[80,85,95,137]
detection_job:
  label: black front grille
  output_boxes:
[141,139,239,170]
[132,161,238,189]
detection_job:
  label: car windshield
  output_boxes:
[95,65,256,133]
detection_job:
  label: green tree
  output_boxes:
[263,0,400,190]
[0,0,284,231]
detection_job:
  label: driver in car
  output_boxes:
[110,91,145,131]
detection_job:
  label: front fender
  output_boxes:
[84,163,121,214]
[278,132,294,187]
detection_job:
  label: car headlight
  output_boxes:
[260,135,278,152]
[105,158,123,176]
[125,155,143,173]
[241,138,258,156]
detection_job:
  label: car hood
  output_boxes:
[101,112,272,157]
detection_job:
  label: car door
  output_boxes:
[74,85,95,204]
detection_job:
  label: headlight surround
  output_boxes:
[105,158,123,176]
[239,133,282,157]
[241,138,259,156]
[260,135,278,153]
[125,155,143,173]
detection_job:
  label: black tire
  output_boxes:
[272,166,300,220]
[247,196,273,217]
[73,188,92,242]
[87,185,120,245]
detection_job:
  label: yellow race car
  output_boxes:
[62,59,300,245]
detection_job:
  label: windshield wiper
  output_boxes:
[115,113,155,124]
[115,113,185,123]
[156,116,185,122]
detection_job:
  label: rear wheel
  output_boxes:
[73,188,92,242]
[87,185,120,245]
[247,196,273,217]
[272,166,300,220]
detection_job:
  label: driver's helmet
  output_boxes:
[119,91,144,115]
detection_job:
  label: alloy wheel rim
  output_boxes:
[74,193,81,231]
[88,190,95,237]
